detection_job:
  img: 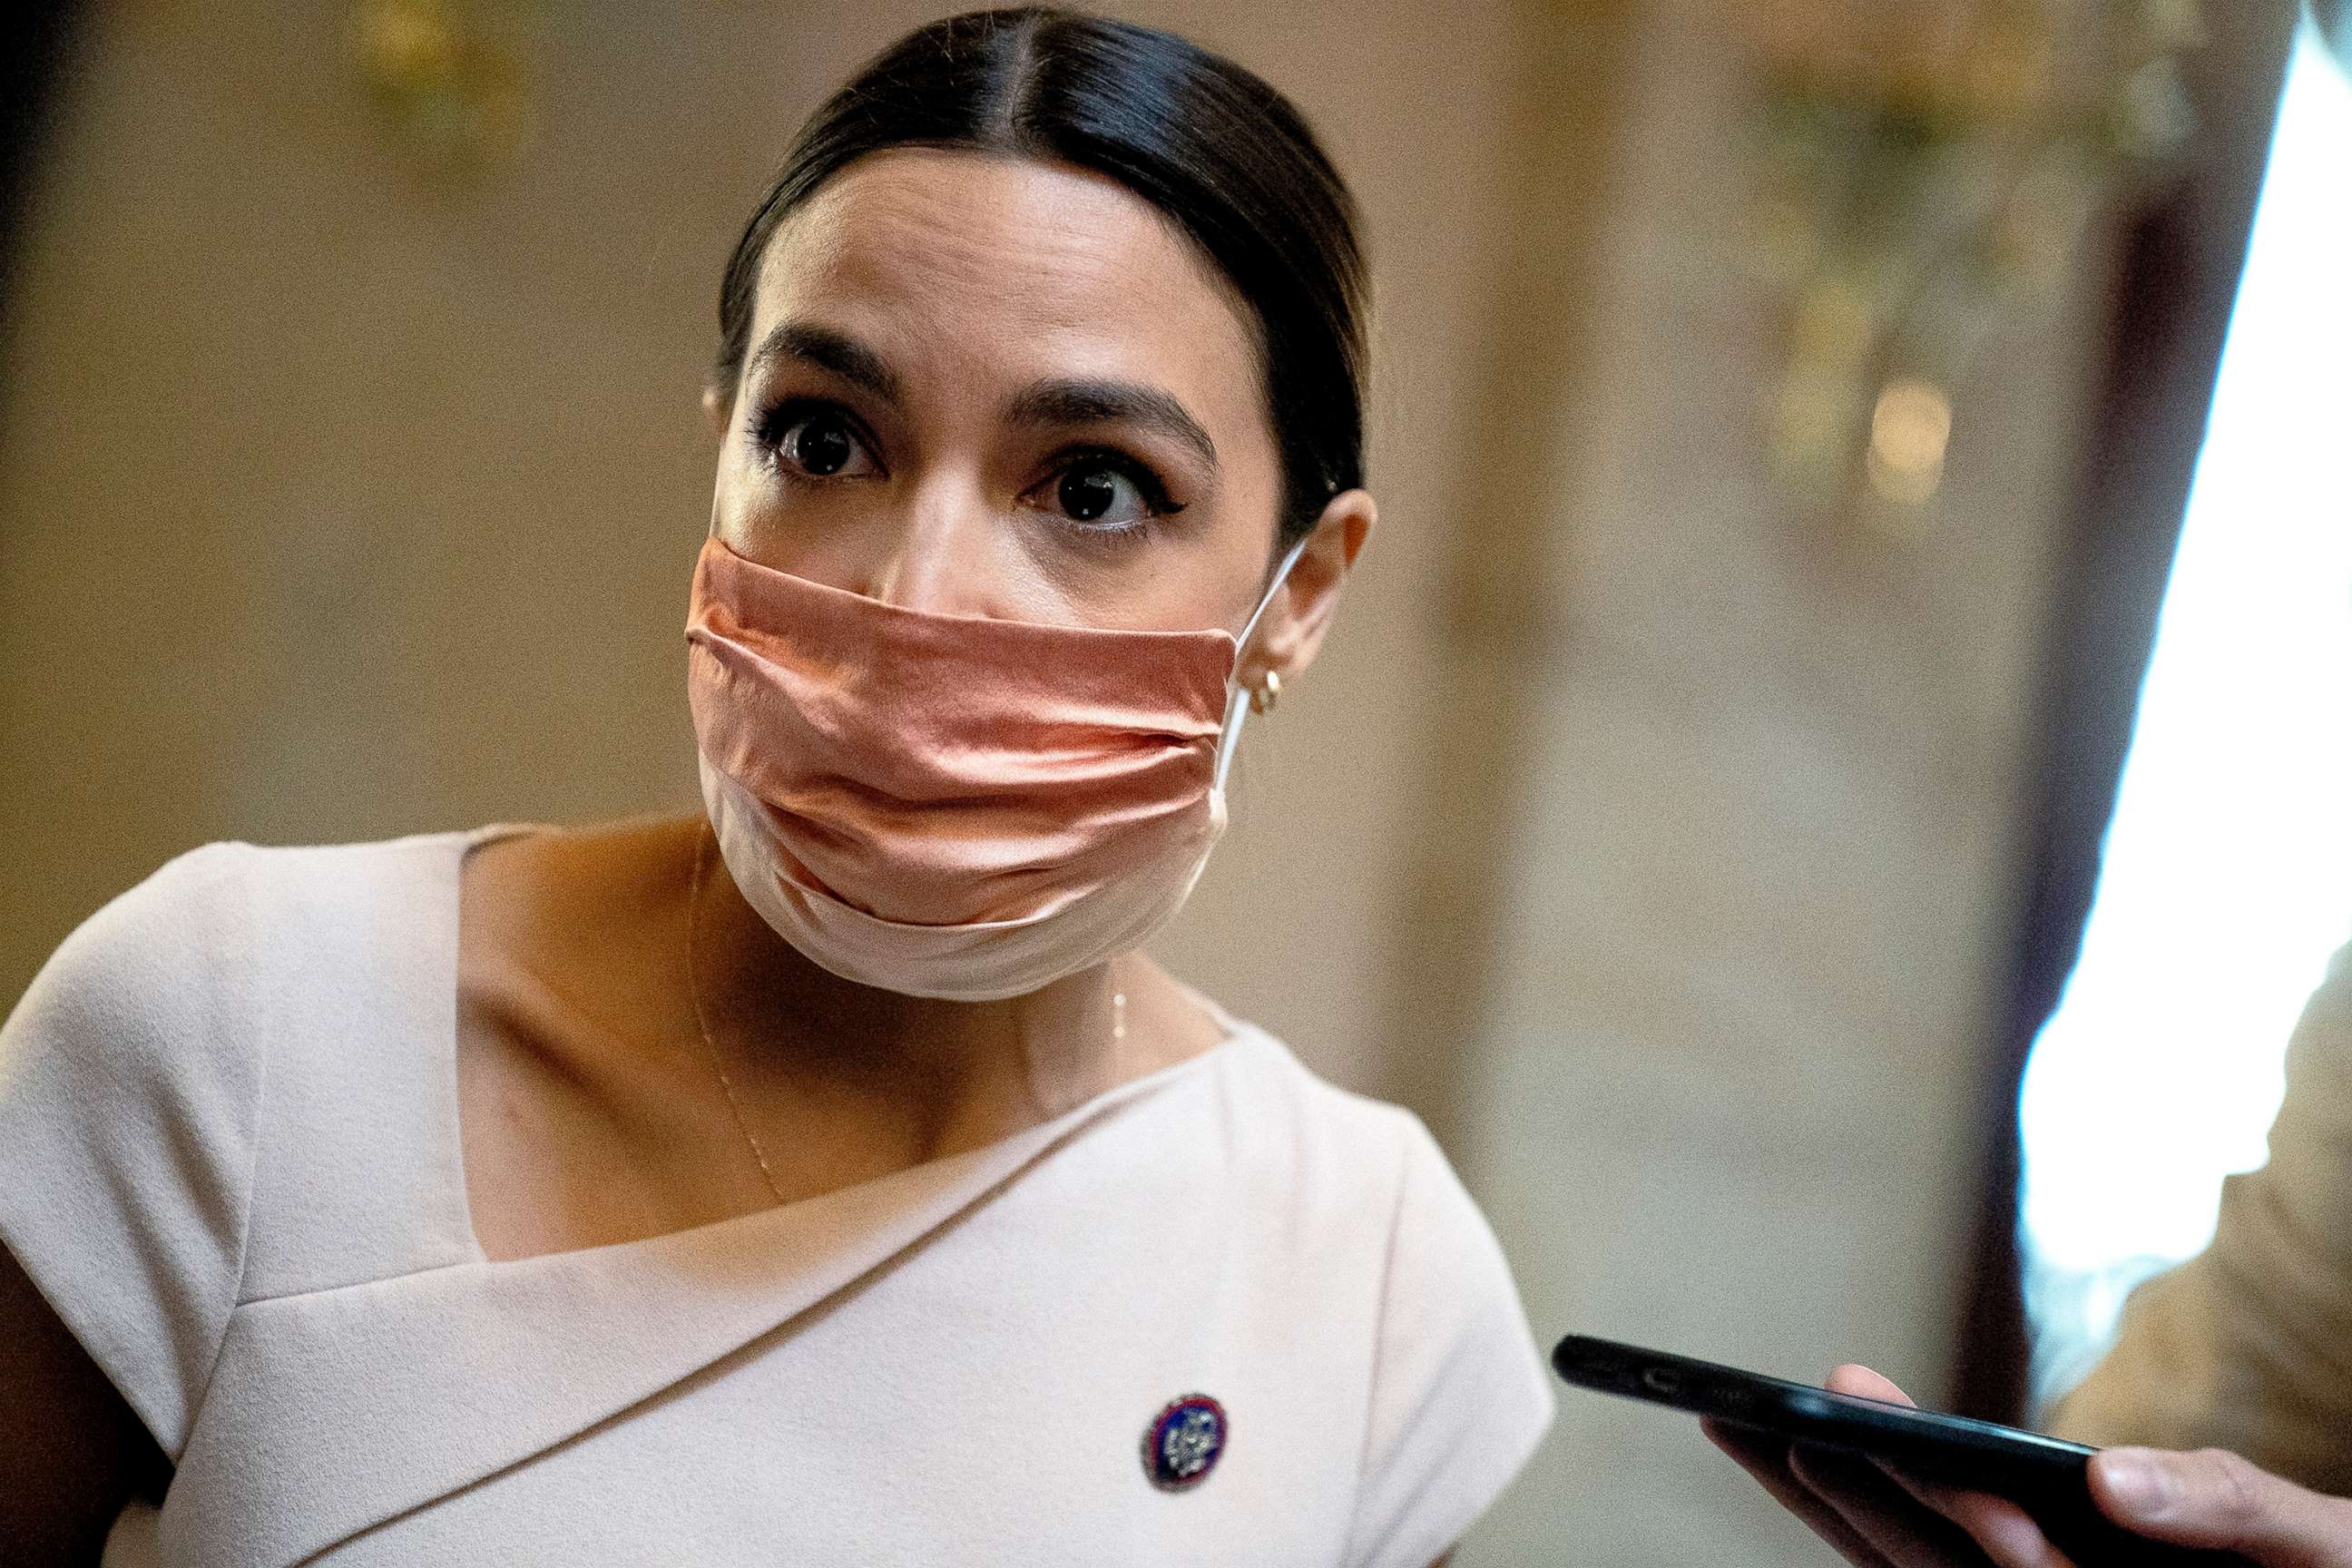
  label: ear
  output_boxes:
[701,382,732,445]
[1240,487,1377,693]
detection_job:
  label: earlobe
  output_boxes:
[1249,487,1377,690]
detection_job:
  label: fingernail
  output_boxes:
[2099,1450,2175,1517]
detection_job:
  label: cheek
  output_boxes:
[705,433,766,545]
[1200,466,1289,635]
[1134,514,1279,639]
[1053,485,1282,637]
[703,436,868,567]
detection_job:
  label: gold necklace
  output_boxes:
[681,824,1126,1207]
[684,825,788,1204]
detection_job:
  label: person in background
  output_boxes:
[1714,942,2352,1565]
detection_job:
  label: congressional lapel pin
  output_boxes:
[1142,1394,1227,1492]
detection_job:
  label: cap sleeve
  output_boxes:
[0,843,264,1461]
[1344,1112,1555,1568]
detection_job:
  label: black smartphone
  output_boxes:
[1553,1334,2251,1567]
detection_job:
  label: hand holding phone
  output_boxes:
[1709,1363,2352,1568]
[1701,1364,2171,1568]
[1553,1336,2298,1567]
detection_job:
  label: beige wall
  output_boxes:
[1456,3,2099,1559]
[0,3,2108,1562]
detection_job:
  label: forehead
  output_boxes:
[750,148,1264,411]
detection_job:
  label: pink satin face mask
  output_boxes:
[684,534,1304,1001]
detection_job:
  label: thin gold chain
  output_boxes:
[683,823,789,1205]
[681,823,1129,1206]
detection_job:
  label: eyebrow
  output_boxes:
[1005,379,1219,475]
[745,320,903,405]
[746,319,1218,475]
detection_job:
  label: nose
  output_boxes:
[858,476,1004,619]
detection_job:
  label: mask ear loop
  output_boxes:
[1214,531,1318,794]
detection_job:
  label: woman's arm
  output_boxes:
[0,1242,165,1563]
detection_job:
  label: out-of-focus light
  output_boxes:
[354,0,459,87]
[2119,58,2198,157]
[1865,376,1952,504]
[349,0,535,172]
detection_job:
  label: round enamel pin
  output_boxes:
[1142,1394,1228,1491]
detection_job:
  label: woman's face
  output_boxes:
[707,148,1368,668]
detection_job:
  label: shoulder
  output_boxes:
[26,825,495,966]
[1179,1025,1438,1241]
[1199,1025,1554,1566]
[2286,939,2352,1066]
[1198,1024,1486,1225]
[1181,1016,1423,1147]
[8,828,481,1054]
[1206,1025,1419,1142]
[5,839,268,1095]
[0,823,493,1180]
[1193,1024,1537,1366]
[0,840,277,1455]
[0,828,498,1454]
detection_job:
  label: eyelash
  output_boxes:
[749,397,1189,537]
[1046,446,1189,527]
[750,397,877,476]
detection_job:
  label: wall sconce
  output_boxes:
[349,0,536,177]
[1742,0,2205,531]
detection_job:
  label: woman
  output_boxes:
[0,9,1553,1565]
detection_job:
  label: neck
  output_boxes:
[686,822,1138,1130]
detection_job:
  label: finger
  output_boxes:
[1877,1468,2077,1568]
[1789,1443,1992,1568]
[1702,1420,1896,1568]
[2090,1447,2352,1566]
[1819,1367,2072,1568]
[1826,1364,1919,1406]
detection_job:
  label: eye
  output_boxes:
[1024,451,1187,536]
[758,402,880,481]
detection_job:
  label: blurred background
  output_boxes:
[2,0,2346,1561]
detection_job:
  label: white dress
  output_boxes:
[0,826,1555,1566]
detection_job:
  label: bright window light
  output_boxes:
[2017,27,2352,1406]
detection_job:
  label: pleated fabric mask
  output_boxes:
[684,534,1305,1001]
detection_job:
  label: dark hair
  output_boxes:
[712,6,1368,549]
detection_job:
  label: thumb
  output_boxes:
[2091,1447,2352,1567]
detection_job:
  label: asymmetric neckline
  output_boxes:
[0,826,1555,1568]
[437,820,1249,1270]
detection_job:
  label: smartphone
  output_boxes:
[1553,1334,2252,1566]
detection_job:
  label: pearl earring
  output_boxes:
[1249,671,1281,716]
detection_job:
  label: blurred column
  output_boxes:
[1372,0,1639,1151]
